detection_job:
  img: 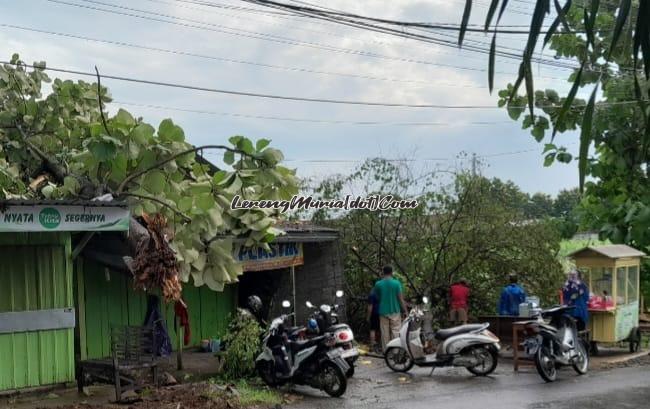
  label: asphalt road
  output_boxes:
[289,356,650,409]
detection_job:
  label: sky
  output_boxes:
[0,0,582,195]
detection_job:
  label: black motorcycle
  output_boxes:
[304,291,359,377]
[521,305,589,382]
[255,301,350,397]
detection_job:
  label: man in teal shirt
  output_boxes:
[373,265,407,350]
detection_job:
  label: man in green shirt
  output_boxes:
[373,265,407,350]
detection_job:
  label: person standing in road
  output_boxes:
[366,287,381,353]
[449,279,470,325]
[498,273,527,316]
[373,265,407,351]
[563,269,589,331]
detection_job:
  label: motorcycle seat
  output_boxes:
[325,324,349,332]
[288,336,326,354]
[434,324,487,340]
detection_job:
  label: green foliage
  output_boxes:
[0,55,300,291]
[220,310,262,380]
[492,4,650,303]
[309,159,565,330]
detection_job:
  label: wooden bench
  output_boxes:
[78,325,159,401]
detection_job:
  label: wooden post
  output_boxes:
[177,326,183,370]
[291,265,297,326]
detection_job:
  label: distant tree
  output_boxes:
[310,160,564,329]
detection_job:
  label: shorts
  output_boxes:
[370,314,380,331]
[449,308,468,323]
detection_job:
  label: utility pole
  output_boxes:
[471,153,477,176]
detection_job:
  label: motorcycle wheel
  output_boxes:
[466,346,498,376]
[384,347,414,373]
[534,344,557,382]
[320,362,347,397]
[346,365,355,378]
[256,360,280,387]
[572,340,589,375]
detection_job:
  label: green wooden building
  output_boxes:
[0,200,237,394]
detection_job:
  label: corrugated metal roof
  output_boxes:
[568,244,647,259]
[0,199,128,208]
[276,220,338,233]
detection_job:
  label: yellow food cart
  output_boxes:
[568,245,646,355]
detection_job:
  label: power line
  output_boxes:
[1,61,640,109]
[0,23,488,89]
[112,100,516,126]
[43,0,589,76]
[239,0,637,75]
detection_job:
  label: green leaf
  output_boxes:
[196,193,216,212]
[543,143,557,153]
[552,62,585,140]
[223,150,235,165]
[158,119,184,142]
[261,148,284,165]
[507,104,524,120]
[484,0,499,30]
[544,152,556,167]
[531,125,545,141]
[212,170,228,184]
[608,0,631,59]
[178,196,194,212]
[544,0,572,47]
[143,170,166,194]
[88,141,116,161]
[239,138,255,155]
[114,109,135,126]
[459,0,473,46]
[256,138,271,151]
[488,34,497,93]
[579,84,599,191]
[131,123,155,145]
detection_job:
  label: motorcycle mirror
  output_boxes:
[422,296,429,304]
[306,301,314,308]
[335,290,344,298]
[281,300,291,308]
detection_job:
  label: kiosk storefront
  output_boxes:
[0,200,129,393]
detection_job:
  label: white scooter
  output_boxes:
[384,297,501,376]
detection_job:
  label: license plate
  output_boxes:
[340,347,359,359]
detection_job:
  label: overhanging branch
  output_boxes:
[116,144,262,194]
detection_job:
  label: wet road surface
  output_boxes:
[289,356,650,409]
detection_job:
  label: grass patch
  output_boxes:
[207,378,283,407]
[235,380,283,407]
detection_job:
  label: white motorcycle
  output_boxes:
[384,297,501,376]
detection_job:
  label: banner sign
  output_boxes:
[0,204,130,232]
[235,242,304,272]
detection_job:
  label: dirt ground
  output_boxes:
[29,382,278,409]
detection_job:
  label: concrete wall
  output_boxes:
[269,241,346,325]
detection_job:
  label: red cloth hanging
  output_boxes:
[174,299,191,346]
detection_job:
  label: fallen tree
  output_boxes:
[0,54,299,298]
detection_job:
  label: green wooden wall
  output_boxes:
[0,233,75,391]
[78,258,236,360]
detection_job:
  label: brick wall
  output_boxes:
[268,241,346,325]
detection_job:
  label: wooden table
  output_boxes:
[512,321,534,371]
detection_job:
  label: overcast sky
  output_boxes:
[1,0,582,195]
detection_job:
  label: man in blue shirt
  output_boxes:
[498,274,527,316]
[562,269,589,331]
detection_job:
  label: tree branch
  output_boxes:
[116,144,261,194]
[15,124,67,182]
[94,66,112,137]
[119,192,192,222]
